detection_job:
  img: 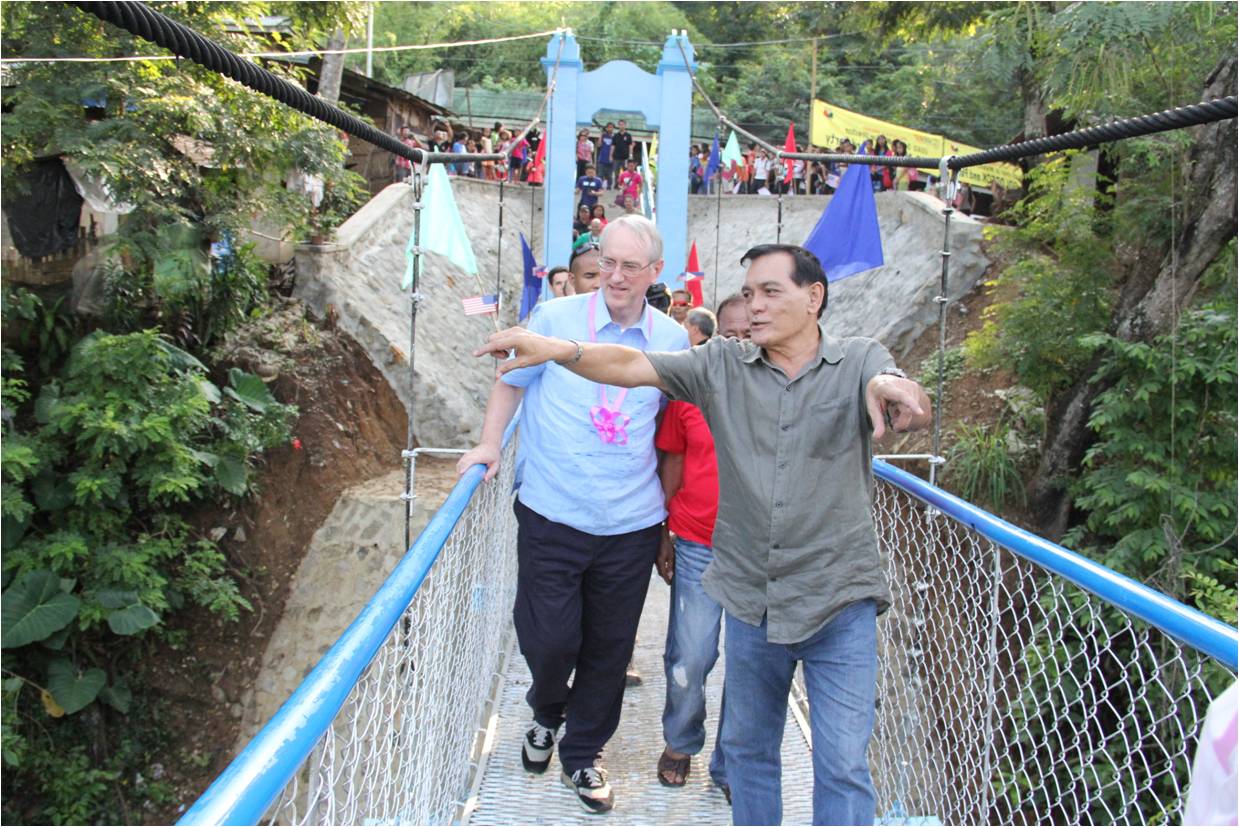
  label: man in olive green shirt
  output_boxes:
[474,244,931,825]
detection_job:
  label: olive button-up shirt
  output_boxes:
[645,325,895,644]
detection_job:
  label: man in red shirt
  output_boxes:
[653,293,748,793]
[616,159,643,211]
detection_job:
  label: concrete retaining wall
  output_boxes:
[295,181,989,447]
[685,190,990,358]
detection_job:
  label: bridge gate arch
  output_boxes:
[540,31,696,284]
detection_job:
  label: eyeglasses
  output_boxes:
[671,300,690,307]
[597,257,653,277]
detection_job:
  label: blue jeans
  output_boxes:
[721,600,878,826]
[661,537,727,784]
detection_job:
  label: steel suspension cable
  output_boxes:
[68,1,502,166]
[672,32,1236,173]
[947,97,1237,169]
[73,1,1237,176]
[674,37,782,158]
[0,28,560,63]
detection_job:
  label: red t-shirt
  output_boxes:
[655,401,718,546]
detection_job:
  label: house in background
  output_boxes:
[279,57,453,197]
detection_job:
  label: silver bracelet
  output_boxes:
[560,339,584,367]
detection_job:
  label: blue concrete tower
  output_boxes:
[541,31,696,284]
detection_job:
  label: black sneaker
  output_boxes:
[562,766,614,814]
[521,722,557,774]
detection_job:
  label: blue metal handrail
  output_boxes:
[178,419,518,826]
[872,459,1239,671]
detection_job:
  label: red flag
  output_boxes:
[683,241,704,307]
[527,132,547,185]
[686,277,704,308]
[783,123,797,184]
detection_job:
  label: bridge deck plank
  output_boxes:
[466,572,816,825]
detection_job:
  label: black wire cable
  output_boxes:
[948,97,1238,169]
[69,0,502,165]
[72,2,1237,176]
[782,152,942,168]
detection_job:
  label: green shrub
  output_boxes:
[945,422,1028,511]
[1066,246,1237,612]
[103,230,270,353]
[916,345,966,403]
[1,329,292,728]
[964,153,1117,400]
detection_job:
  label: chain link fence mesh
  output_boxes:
[252,451,1230,825]
[265,437,519,826]
[870,479,1231,826]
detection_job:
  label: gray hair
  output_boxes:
[685,307,717,339]
[599,213,663,263]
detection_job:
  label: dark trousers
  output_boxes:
[513,499,660,773]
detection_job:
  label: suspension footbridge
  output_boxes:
[178,429,1236,826]
[54,6,1237,825]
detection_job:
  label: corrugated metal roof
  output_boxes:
[449,87,720,143]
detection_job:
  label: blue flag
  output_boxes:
[704,133,721,185]
[519,232,541,321]
[803,163,884,282]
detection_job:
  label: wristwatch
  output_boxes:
[878,367,908,379]
[559,339,584,367]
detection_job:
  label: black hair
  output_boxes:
[569,242,600,267]
[646,282,672,314]
[546,265,571,286]
[739,244,829,318]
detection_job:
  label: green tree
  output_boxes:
[964,153,1117,399]
[1067,248,1237,615]
[371,2,704,90]
[2,2,366,353]
[0,4,356,820]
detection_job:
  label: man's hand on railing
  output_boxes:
[457,442,502,481]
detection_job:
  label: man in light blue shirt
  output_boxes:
[457,215,688,813]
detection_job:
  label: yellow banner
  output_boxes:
[810,99,1022,192]
[810,100,940,165]
[941,137,1024,191]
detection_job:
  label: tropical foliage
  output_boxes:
[0,2,359,821]
[1,1,1235,823]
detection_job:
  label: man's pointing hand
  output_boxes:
[473,327,575,378]
[865,374,930,440]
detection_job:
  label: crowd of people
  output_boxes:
[570,120,649,234]
[689,133,930,197]
[392,119,1004,221]
[687,134,1007,217]
[457,213,935,823]
[393,120,547,184]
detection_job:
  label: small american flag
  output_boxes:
[533,266,547,278]
[462,293,499,316]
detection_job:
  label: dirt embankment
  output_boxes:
[145,300,411,821]
[877,238,1039,531]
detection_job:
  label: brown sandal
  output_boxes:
[657,749,691,787]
